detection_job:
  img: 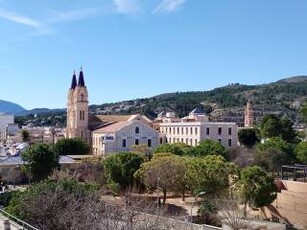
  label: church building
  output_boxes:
[66,70,160,156]
[66,70,90,142]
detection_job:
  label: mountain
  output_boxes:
[13,75,307,127]
[89,76,307,125]
[17,108,65,116]
[0,100,26,115]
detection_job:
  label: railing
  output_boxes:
[0,208,39,230]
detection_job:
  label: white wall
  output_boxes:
[160,122,238,148]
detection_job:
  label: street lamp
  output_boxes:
[190,191,206,223]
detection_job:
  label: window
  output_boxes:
[181,138,184,143]
[79,110,85,121]
[218,139,221,143]
[181,127,184,134]
[190,127,193,135]
[160,137,163,144]
[228,127,232,135]
[173,127,175,134]
[122,139,126,148]
[169,127,172,134]
[195,127,198,135]
[148,139,152,147]
[135,127,140,134]
[195,139,198,145]
[186,127,188,135]
[81,93,84,101]
[218,127,222,135]
[177,127,180,135]
[206,127,210,135]
[135,139,139,145]
[228,139,232,147]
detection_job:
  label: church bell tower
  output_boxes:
[244,100,254,128]
[66,69,89,142]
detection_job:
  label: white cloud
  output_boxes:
[153,0,185,14]
[0,7,103,35]
[47,8,101,23]
[0,8,51,33]
[113,0,140,14]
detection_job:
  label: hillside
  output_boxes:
[89,76,307,125]
[13,76,307,127]
[0,100,25,115]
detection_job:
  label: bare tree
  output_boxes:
[214,192,254,230]
[12,180,175,230]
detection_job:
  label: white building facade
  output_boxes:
[92,120,159,157]
[158,109,238,148]
[0,114,15,140]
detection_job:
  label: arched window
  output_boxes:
[80,93,84,101]
[135,127,140,134]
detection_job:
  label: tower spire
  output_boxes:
[78,67,85,87]
[71,71,77,89]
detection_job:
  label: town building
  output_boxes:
[66,70,159,156]
[92,117,159,156]
[158,109,238,148]
[0,113,16,140]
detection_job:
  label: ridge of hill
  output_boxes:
[0,100,26,115]
[89,76,307,125]
[11,75,307,127]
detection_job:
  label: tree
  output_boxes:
[22,143,59,181]
[255,137,295,173]
[53,138,90,155]
[5,179,168,230]
[279,117,297,143]
[136,154,186,204]
[154,143,188,156]
[190,140,229,160]
[260,114,281,139]
[238,128,259,148]
[103,152,145,192]
[300,101,307,139]
[6,179,100,230]
[295,141,307,164]
[260,114,297,142]
[21,129,30,142]
[240,166,278,216]
[185,155,238,196]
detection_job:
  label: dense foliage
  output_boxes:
[260,114,297,142]
[190,140,229,160]
[238,128,259,147]
[184,155,238,195]
[154,140,229,160]
[255,137,295,173]
[295,141,307,164]
[240,166,278,210]
[53,138,90,155]
[103,152,145,192]
[136,154,186,204]
[5,179,100,230]
[22,143,59,181]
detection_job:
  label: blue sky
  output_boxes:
[0,0,307,109]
